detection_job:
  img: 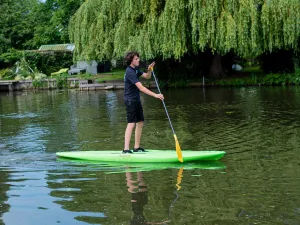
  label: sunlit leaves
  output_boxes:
[70,0,300,61]
[261,0,300,52]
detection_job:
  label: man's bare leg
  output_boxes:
[134,121,144,149]
[124,123,135,150]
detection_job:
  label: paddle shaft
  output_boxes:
[152,71,176,135]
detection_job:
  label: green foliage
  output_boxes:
[77,73,93,80]
[0,0,38,50]
[289,72,300,84]
[70,0,300,61]
[0,69,15,80]
[27,0,84,48]
[261,0,300,52]
[0,49,23,68]
[0,34,10,55]
[263,73,287,85]
[0,0,84,52]
[95,79,105,83]
[0,56,47,81]
[32,79,45,88]
[56,73,69,89]
[31,72,47,88]
[211,71,300,86]
[24,51,73,75]
[15,57,34,78]
[0,49,23,63]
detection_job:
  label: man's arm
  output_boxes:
[141,61,155,79]
[135,82,164,100]
[141,71,152,79]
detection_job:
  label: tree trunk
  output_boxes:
[210,54,226,79]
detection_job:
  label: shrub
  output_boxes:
[0,68,15,80]
[24,51,73,76]
[0,49,23,69]
[56,73,68,89]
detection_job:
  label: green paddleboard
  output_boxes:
[56,150,225,163]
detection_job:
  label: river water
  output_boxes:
[1,87,300,225]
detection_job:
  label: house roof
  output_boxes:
[39,44,75,52]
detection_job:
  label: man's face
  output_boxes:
[131,55,140,67]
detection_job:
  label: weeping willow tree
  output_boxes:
[69,0,300,77]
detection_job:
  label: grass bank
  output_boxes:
[77,69,124,82]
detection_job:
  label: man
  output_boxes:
[123,51,164,154]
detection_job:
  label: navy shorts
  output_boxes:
[125,100,144,123]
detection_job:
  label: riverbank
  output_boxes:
[1,68,299,91]
[0,77,156,91]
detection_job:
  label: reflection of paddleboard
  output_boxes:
[56,150,226,163]
[57,158,226,173]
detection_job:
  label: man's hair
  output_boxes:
[124,51,139,66]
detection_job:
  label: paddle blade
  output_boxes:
[176,167,184,190]
[174,134,183,162]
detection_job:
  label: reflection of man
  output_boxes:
[126,172,173,225]
[126,172,148,225]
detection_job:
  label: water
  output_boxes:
[1,87,300,225]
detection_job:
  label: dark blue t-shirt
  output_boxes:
[124,66,143,101]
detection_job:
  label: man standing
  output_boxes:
[123,51,164,154]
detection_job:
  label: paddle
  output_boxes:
[151,69,183,163]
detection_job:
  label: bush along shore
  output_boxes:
[206,70,300,87]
